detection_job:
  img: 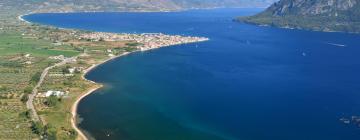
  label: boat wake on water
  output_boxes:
[325,42,347,47]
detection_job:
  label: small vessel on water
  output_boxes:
[340,116,360,127]
[340,118,351,124]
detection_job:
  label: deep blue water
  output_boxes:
[24,9,360,140]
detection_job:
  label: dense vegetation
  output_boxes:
[0,27,141,139]
[238,0,360,33]
[0,32,68,139]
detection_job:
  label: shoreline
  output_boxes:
[18,14,32,24]
[71,52,131,140]
[237,18,360,34]
[20,12,208,140]
[70,45,186,139]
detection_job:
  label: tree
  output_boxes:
[44,123,57,140]
[44,95,60,107]
[62,67,70,74]
[20,94,29,103]
[24,86,32,94]
[68,129,77,139]
[62,65,71,74]
[31,121,44,135]
[19,110,31,119]
[31,122,58,139]
[0,86,7,91]
[30,72,42,84]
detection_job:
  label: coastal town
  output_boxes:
[79,32,209,51]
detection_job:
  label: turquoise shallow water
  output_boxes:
[24,8,360,140]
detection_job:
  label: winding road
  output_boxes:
[26,57,77,122]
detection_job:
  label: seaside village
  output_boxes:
[29,31,209,100]
[0,22,210,139]
[36,31,208,94]
[79,32,209,51]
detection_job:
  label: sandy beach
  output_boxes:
[70,52,131,140]
[70,47,177,139]
[70,37,204,138]
[18,14,32,24]
[71,86,100,140]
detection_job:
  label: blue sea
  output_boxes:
[24,8,360,140]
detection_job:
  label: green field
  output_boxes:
[0,31,81,140]
[0,25,139,139]
[0,33,80,57]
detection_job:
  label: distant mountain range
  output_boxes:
[0,0,277,14]
[239,0,360,33]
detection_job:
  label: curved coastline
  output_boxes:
[20,13,209,140]
[71,52,130,140]
[18,14,31,24]
[20,14,134,140]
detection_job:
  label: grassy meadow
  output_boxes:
[0,31,80,139]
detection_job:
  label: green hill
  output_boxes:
[238,0,360,33]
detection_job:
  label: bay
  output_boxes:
[24,8,360,140]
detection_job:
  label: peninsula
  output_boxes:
[23,16,208,139]
[0,11,208,140]
[238,0,360,33]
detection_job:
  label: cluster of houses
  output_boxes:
[107,49,115,57]
[49,55,66,60]
[49,66,84,77]
[79,32,209,52]
[52,41,63,46]
[22,54,33,65]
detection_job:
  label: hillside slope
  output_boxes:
[0,0,277,14]
[239,0,360,33]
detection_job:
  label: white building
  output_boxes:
[24,54,31,58]
[45,91,65,97]
[68,68,76,74]
[49,55,65,60]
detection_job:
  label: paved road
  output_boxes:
[26,57,76,122]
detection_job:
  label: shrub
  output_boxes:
[24,86,33,94]
[30,72,42,84]
[44,124,57,140]
[19,110,31,119]
[21,94,29,103]
[44,95,60,107]
[31,121,44,135]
